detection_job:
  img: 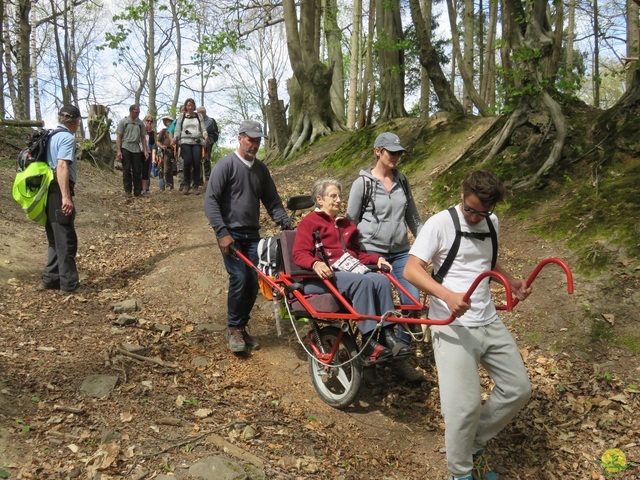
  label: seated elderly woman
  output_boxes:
[292,178,410,365]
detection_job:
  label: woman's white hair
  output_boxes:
[312,178,342,207]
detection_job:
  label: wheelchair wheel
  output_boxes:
[308,326,363,409]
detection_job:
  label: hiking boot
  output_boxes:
[391,357,424,382]
[242,329,260,350]
[37,281,59,291]
[472,449,498,480]
[381,327,411,357]
[228,328,246,353]
[183,186,190,195]
[193,186,201,195]
[361,338,394,366]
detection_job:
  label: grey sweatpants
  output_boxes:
[431,318,532,477]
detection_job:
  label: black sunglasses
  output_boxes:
[463,196,493,218]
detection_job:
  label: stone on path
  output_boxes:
[80,375,119,398]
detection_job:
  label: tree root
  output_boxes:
[482,93,567,190]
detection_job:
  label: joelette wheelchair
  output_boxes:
[231,195,574,409]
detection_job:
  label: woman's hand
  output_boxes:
[377,258,393,272]
[312,261,334,279]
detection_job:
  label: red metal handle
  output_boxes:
[422,271,513,325]
[496,257,574,310]
[232,247,287,298]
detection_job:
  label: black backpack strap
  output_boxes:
[486,216,497,270]
[433,207,460,284]
[358,175,374,222]
[395,170,410,201]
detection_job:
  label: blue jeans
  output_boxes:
[370,250,420,344]
[221,231,260,329]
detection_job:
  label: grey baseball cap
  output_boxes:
[238,120,266,138]
[374,132,407,152]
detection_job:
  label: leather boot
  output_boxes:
[381,327,411,357]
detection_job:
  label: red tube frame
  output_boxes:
[232,249,573,327]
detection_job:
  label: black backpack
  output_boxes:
[432,207,498,284]
[257,236,283,276]
[17,128,65,188]
[206,117,219,144]
[358,170,411,222]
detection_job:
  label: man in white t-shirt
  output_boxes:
[405,170,532,480]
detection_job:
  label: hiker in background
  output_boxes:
[173,99,207,195]
[39,105,86,295]
[160,116,174,138]
[346,132,423,382]
[204,120,291,354]
[116,104,149,197]
[155,129,175,191]
[142,114,156,195]
[294,178,410,366]
[404,169,532,480]
[196,106,219,182]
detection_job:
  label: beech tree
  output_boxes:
[409,0,464,113]
[282,0,344,159]
[376,0,408,119]
[482,0,566,188]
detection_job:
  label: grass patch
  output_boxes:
[613,334,640,354]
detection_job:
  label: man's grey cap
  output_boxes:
[238,120,266,138]
[374,132,407,152]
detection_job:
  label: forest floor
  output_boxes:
[0,121,639,480]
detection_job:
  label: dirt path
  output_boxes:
[1,123,639,478]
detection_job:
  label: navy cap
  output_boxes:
[59,105,81,119]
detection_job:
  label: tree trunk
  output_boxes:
[346,0,362,129]
[627,0,639,88]
[462,0,474,113]
[480,0,497,107]
[30,6,41,122]
[266,78,289,155]
[408,0,464,113]
[324,0,345,121]
[0,0,5,119]
[282,0,345,159]
[87,104,114,170]
[566,0,576,84]
[148,0,157,118]
[446,0,490,115]
[376,0,408,120]
[419,0,432,118]
[170,0,182,110]
[593,0,600,108]
[549,0,564,82]
[16,0,32,119]
[358,0,376,127]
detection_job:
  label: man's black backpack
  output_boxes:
[17,128,64,188]
[206,117,219,144]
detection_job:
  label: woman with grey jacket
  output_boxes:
[346,132,424,382]
[172,98,208,195]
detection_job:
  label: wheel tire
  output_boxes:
[308,326,363,409]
